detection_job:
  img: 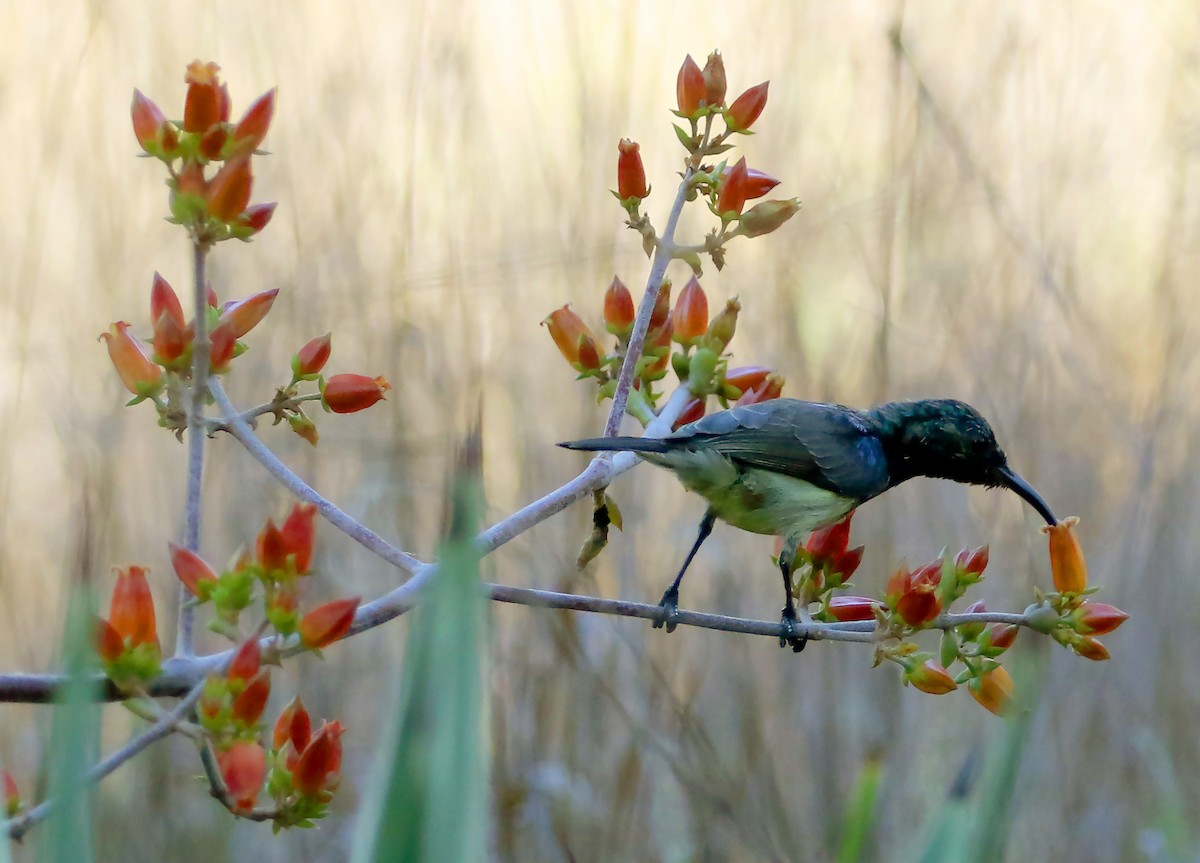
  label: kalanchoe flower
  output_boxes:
[292,720,345,797]
[738,198,801,238]
[676,54,707,116]
[232,88,276,154]
[956,545,989,577]
[239,202,276,237]
[603,276,636,337]
[280,503,317,575]
[906,659,958,695]
[169,542,220,598]
[1042,517,1088,594]
[1070,602,1129,636]
[322,374,390,414]
[207,156,253,222]
[721,166,780,201]
[702,51,727,106]
[273,696,313,766]
[218,741,266,813]
[886,561,943,627]
[543,305,599,368]
[726,81,769,132]
[987,623,1020,651]
[100,322,164,399]
[673,276,709,346]
[227,637,262,683]
[734,372,785,407]
[969,665,1015,716]
[109,565,158,649]
[218,288,279,339]
[3,769,19,817]
[716,157,751,216]
[826,595,884,622]
[183,60,229,133]
[616,139,649,201]
[256,519,289,574]
[720,366,770,400]
[130,89,167,153]
[293,333,332,379]
[705,297,741,352]
[231,670,271,725]
[299,597,359,649]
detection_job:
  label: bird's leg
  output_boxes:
[655,509,716,633]
[778,535,806,652]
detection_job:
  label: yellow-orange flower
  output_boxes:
[1041,516,1088,593]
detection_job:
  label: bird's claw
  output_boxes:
[654,586,681,633]
[779,606,807,653]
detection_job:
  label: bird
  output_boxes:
[560,397,1059,651]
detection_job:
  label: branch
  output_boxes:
[2,680,207,840]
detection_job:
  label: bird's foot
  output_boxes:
[654,586,681,633]
[779,606,807,653]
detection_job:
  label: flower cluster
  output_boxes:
[265,698,345,827]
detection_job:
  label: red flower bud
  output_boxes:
[806,511,854,561]
[177,160,207,197]
[721,166,780,201]
[906,659,957,695]
[1071,602,1129,636]
[1042,517,1088,594]
[109,565,158,649]
[169,542,219,597]
[240,202,276,236]
[826,595,883,622]
[702,51,727,106]
[969,666,1015,716]
[293,720,344,796]
[955,545,989,576]
[576,332,602,372]
[273,695,312,757]
[734,372,785,406]
[616,139,648,201]
[988,623,1020,651]
[130,89,166,152]
[322,374,390,414]
[676,54,706,115]
[1073,635,1110,661]
[280,503,317,575]
[726,82,769,131]
[94,617,125,664]
[603,276,635,337]
[673,397,706,431]
[198,124,228,160]
[206,156,253,222]
[232,88,276,153]
[227,637,261,683]
[721,366,770,398]
[150,272,184,330]
[209,320,238,373]
[649,280,672,331]
[293,334,332,378]
[299,597,359,649]
[100,322,164,397]
[231,670,271,724]
[217,741,266,813]
[218,288,279,339]
[886,561,943,627]
[183,60,224,133]
[256,519,288,574]
[673,276,709,345]
[716,157,750,216]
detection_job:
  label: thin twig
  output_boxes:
[178,242,211,658]
[206,393,324,432]
[2,681,207,840]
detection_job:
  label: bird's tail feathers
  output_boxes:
[558,436,671,454]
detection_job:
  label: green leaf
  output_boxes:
[352,472,488,863]
[837,755,882,863]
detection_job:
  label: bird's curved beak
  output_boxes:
[996,466,1057,526]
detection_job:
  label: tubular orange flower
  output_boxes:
[232,88,276,153]
[716,157,750,216]
[207,156,253,221]
[826,595,884,622]
[673,276,709,345]
[231,670,271,724]
[676,54,706,115]
[293,720,345,796]
[183,60,227,133]
[227,637,261,683]
[218,288,279,339]
[109,565,158,648]
[293,333,332,378]
[604,276,635,337]
[1071,602,1129,636]
[218,741,266,813]
[543,305,597,366]
[705,297,741,351]
[726,81,769,131]
[130,89,166,152]
[616,139,648,201]
[322,374,390,414]
[906,660,958,695]
[702,51,726,106]
[99,322,164,397]
[299,597,359,649]
[169,542,219,597]
[280,503,317,575]
[969,666,1015,716]
[1042,517,1088,593]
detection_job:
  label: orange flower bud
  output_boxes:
[169,542,219,597]
[231,670,271,724]
[734,372,785,406]
[806,511,853,561]
[150,273,189,363]
[232,88,276,153]
[726,81,769,131]
[150,272,185,330]
[198,124,227,160]
[716,157,750,216]
[886,561,943,627]
[299,597,359,649]
[603,276,635,337]
[218,288,279,339]
[702,51,726,106]
[280,503,317,575]
[1042,517,1088,593]
[1073,635,1110,661]
[256,519,288,574]
[576,332,602,372]
[273,695,312,756]
[673,397,706,431]
[673,276,709,345]
[130,89,165,152]
[1071,602,1129,636]
[3,769,18,817]
[722,366,770,398]
[207,156,253,221]
[99,322,164,397]
[676,54,706,115]
[955,545,989,576]
[738,198,801,238]
[240,202,276,236]
[543,305,598,367]
[293,720,345,796]
[987,623,1020,651]
[616,139,648,201]
[209,320,238,373]
[109,565,158,649]
[227,637,261,683]
[183,60,225,133]
[94,617,125,664]
[649,279,672,331]
[217,741,266,813]
[969,666,1015,716]
[826,595,884,622]
[906,659,957,695]
[293,334,331,378]
[322,374,390,414]
[721,166,780,201]
[705,297,741,351]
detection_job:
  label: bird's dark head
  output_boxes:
[869,399,1057,525]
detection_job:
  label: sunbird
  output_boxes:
[561,398,1058,650]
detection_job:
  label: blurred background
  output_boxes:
[0,0,1195,860]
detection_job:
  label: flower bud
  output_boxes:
[218,288,279,339]
[109,565,158,649]
[969,666,1014,716]
[231,669,271,724]
[616,139,648,201]
[721,366,770,399]
[293,333,332,378]
[649,279,672,330]
[716,157,750,216]
[293,720,345,796]
[806,511,853,561]
[906,659,957,695]
[576,332,602,372]
[987,623,1020,651]
[130,89,166,152]
[280,503,318,575]
[673,397,706,431]
[208,320,238,373]
[676,54,706,116]
[543,305,597,366]
[232,88,276,154]
[94,617,125,664]
[183,60,225,133]
[151,272,189,364]
[702,51,726,106]
[738,198,801,237]
[299,597,359,649]
[826,595,883,622]
[322,374,390,414]
[1041,516,1088,593]
[169,542,219,597]
[100,322,164,398]
[273,696,313,755]
[1071,602,1129,636]
[955,545,989,576]
[198,124,227,160]
[217,741,266,813]
[227,637,261,683]
[1073,635,1110,661]
[734,373,784,406]
[886,561,942,627]
[207,156,253,221]
[3,769,19,817]
[705,297,741,351]
[673,276,709,345]
[604,276,635,337]
[240,202,276,236]
[726,82,769,131]
[722,166,780,201]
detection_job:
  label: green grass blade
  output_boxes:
[837,754,882,863]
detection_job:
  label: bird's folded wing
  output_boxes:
[671,401,890,500]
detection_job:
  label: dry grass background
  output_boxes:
[0,1,1197,860]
